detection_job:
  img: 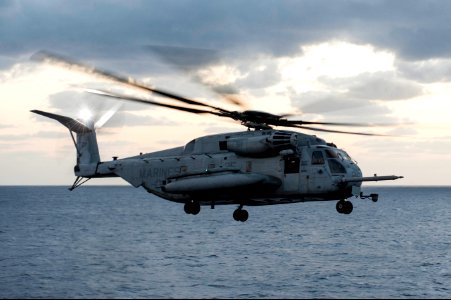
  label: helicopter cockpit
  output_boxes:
[311,145,362,177]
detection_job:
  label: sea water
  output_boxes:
[1,186,451,298]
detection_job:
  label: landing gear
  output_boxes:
[184,200,201,215]
[360,192,379,202]
[336,200,353,214]
[233,206,249,222]
[68,176,91,191]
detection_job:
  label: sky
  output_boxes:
[1,0,451,186]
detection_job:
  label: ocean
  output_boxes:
[1,186,450,298]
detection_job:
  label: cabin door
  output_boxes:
[306,150,329,193]
[282,156,300,192]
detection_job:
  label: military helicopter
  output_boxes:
[31,51,403,222]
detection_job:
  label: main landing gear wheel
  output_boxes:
[336,200,353,214]
[184,200,201,215]
[233,208,249,222]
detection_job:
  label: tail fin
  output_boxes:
[31,110,100,177]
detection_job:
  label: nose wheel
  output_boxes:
[336,200,353,214]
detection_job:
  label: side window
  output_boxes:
[284,156,300,174]
[311,151,325,165]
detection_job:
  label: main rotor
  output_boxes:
[32,51,393,136]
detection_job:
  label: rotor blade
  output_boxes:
[144,45,247,108]
[284,119,394,127]
[86,89,224,116]
[291,125,390,136]
[31,50,230,112]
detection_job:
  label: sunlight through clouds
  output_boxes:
[278,41,395,93]
[2,1,451,185]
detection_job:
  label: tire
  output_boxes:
[240,210,249,222]
[343,201,353,214]
[233,209,241,221]
[191,201,201,215]
[184,202,192,214]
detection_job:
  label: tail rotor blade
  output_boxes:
[94,102,123,129]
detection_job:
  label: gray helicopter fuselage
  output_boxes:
[93,129,363,206]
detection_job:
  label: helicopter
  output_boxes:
[30,51,403,222]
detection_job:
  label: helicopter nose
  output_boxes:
[350,164,362,178]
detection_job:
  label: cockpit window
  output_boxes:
[340,150,353,161]
[325,148,354,163]
[325,149,338,158]
[311,151,325,165]
[328,158,346,174]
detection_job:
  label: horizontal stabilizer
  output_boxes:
[31,110,92,133]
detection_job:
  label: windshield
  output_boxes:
[328,158,346,174]
[325,148,355,163]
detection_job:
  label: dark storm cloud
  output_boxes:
[145,45,221,71]
[3,0,451,69]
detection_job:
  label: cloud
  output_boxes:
[235,58,282,91]
[319,72,423,101]
[145,45,221,71]
[355,135,451,156]
[0,123,13,129]
[295,91,378,114]
[347,73,423,100]
[4,0,451,66]
[0,130,68,141]
[290,90,408,129]
[397,58,451,83]
[287,69,423,127]
[104,111,178,128]
[0,55,19,71]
